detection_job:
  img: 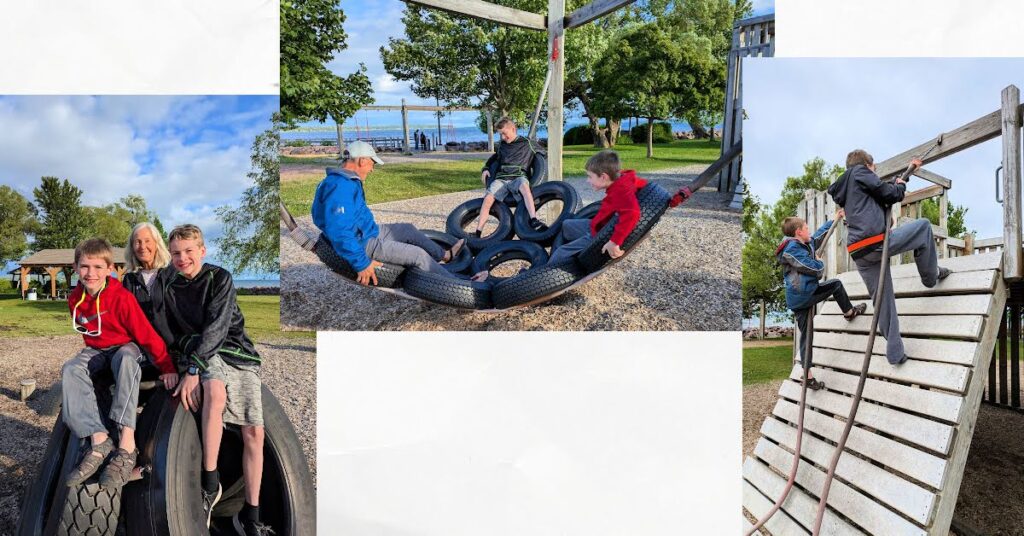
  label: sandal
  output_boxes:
[66,437,114,487]
[844,303,867,320]
[100,448,138,489]
[443,239,465,263]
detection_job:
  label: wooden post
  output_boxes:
[1001,85,1022,280]
[20,379,35,402]
[964,233,974,255]
[546,0,564,184]
[939,188,949,258]
[719,25,739,192]
[44,267,60,299]
[19,265,28,297]
[401,98,410,153]
[486,110,494,153]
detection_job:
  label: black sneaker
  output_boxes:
[806,378,826,391]
[202,483,223,528]
[529,217,548,232]
[233,516,276,536]
[889,354,909,365]
[937,267,952,281]
[473,229,482,238]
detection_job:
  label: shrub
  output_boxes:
[629,122,674,144]
[563,125,594,146]
[284,139,310,147]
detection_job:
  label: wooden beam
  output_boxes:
[1002,85,1023,280]
[400,99,410,153]
[403,0,546,31]
[913,168,952,189]
[546,0,565,184]
[564,0,636,29]
[901,184,944,205]
[362,105,478,112]
[44,267,60,299]
[735,13,775,28]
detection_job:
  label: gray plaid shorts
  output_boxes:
[201,354,263,426]
[486,175,528,202]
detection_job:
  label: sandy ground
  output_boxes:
[0,335,315,534]
[281,164,741,331]
[743,380,1024,535]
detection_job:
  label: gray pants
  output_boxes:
[853,218,940,363]
[548,218,593,265]
[365,223,448,276]
[62,344,144,438]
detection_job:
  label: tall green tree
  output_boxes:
[0,186,38,263]
[216,123,281,275]
[381,1,547,129]
[33,177,92,250]
[85,204,133,247]
[280,0,374,127]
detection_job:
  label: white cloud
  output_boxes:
[375,73,402,93]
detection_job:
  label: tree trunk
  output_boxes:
[646,117,654,158]
[689,117,709,139]
[606,118,620,147]
[759,300,766,340]
[588,115,608,148]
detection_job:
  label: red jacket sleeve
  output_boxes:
[608,201,641,246]
[119,295,175,375]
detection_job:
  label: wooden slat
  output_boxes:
[742,480,810,536]
[812,332,978,366]
[755,439,927,536]
[404,0,547,30]
[761,418,936,524]
[814,314,983,340]
[787,365,962,422]
[773,400,947,488]
[902,184,944,205]
[912,168,952,189]
[563,0,636,28]
[742,457,862,535]
[818,294,993,317]
[838,252,1001,283]
[810,348,970,393]
[841,270,996,299]
[778,381,954,454]
[874,109,1003,180]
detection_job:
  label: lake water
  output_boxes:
[234,279,279,289]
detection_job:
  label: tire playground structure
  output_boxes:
[280,141,741,312]
[16,370,315,536]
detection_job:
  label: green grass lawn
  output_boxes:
[0,294,311,342]
[281,139,722,217]
[743,344,795,385]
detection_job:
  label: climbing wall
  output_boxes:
[742,252,1007,535]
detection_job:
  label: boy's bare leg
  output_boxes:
[477,194,497,233]
[519,182,539,219]
[241,425,265,505]
[119,427,136,452]
[202,380,228,471]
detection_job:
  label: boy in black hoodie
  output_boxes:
[827,149,950,364]
[476,117,547,236]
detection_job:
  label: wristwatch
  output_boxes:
[187,364,200,376]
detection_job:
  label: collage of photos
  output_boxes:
[2,0,1024,535]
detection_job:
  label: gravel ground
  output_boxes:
[742,380,1024,535]
[281,164,741,331]
[0,335,315,535]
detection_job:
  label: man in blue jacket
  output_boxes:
[312,141,469,286]
[777,211,866,389]
[827,149,950,364]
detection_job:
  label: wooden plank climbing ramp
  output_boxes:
[742,252,1007,535]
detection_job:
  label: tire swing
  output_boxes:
[471,240,550,281]
[575,182,674,274]
[444,197,515,251]
[280,203,405,289]
[512,181,581,246]
[551,200,601,252]
[421,229,473,275]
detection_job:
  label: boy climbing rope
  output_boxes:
[827,149,951,364]
[477,117,547,237]
[776,213,867,389]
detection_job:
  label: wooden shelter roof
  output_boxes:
[18,248,127,267]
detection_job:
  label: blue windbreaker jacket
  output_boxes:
[776,220,832,310]
[311,167,380,272]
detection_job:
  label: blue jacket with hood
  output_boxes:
[312,167,380,272]
[776,220,833,310]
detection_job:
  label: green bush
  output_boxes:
[563,125,595,146]
[629,122,674,144]
[284,139,310,147]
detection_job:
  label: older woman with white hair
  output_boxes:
[122,222,176,345]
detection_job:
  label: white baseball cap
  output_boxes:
[344,140,384,164]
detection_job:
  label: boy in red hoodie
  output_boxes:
[61,238,178,489]
[548,150,652,265]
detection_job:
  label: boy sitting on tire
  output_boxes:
[164,225,270,535]
[477,117,548,237]
[61,238,179,490]
[548,150,673,265]
[776,213,867,390]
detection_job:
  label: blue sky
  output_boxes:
[324,0,774,129]
[744,58,1024,240]
[1,95,278,278]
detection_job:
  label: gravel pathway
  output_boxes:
[0,335,315,534]
[281,164,741,331]
[742,380,1024,535]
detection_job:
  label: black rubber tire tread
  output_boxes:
[575,183,672,274]
[445,198,515,251]
[491,259,587,310]
[512,182,581,246]
[16,413,71,536]
[551,201,602,252]
[470,240,549,276]
[57,481,121,536]
[487,152,548,208]
[401,268,494,310]
[128,386,316,535]
[313,234,405,288]
[421,229,473,275]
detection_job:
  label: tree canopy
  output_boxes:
[281,0,374,126]
[84,195,164,247]
[0,186,38,264]
[33,177,92,251]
